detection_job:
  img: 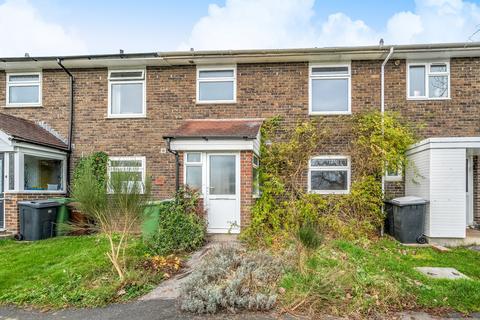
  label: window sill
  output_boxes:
[385,177,403,182]
[4,104,43,108]
[309,111,351,116]
[196,101,237,105]
[5,190,66,194]
[106,115,147,119]
[406,97,451,101]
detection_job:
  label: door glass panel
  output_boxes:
[209,155,236,195]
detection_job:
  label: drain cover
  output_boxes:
[415,267,470,280]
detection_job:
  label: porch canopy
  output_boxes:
[164,119,263,153]
[405,137,480,240]
[0,113,68,193]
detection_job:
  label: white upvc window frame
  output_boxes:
[107,69,146,118]
[17,148,67,194]
[184,152,204,194]
[196,65,237,104]
[407,61,450,100]
[309,63,351,115]
[308,155,351,194]
[6,72,42,107]
[107,156,146,193]
[385,167,403,182]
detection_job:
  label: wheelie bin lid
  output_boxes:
[18,200,61,208]
[386,196,429,207]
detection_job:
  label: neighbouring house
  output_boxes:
[0,43,480,243]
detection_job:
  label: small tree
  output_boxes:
[72,157,152,280]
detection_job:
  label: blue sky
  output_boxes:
[2,0,480,56]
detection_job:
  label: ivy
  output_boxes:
[73,151,109,190]
[242,111,416,247]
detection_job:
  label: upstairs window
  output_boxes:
[308,156,350,194]
[197,67,236,103]
[408,62,449,99]
[108,70,146,117]
[6,72,42,107]
[309,65,351,115]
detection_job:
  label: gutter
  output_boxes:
[56,58,75,194]
[165,138,180,192]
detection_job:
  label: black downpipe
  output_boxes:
[56,58,74,194]
[166,138,180,191]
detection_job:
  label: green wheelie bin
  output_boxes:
[48,197,72,236]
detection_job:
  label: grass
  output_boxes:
[0,235,163,309]
[280,238,480,317]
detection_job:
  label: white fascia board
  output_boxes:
[171,138,258,152]
[407,137,480,155]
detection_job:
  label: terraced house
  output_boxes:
[1,42,480,244]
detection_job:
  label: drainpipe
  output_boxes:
[56,58,75,194]
[381,47,394,197]
[380,47,394,237]
[165,138,180,191]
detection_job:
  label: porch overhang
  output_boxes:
[407,137,480,155]
[405,136,480,240]
[164,119,263,154]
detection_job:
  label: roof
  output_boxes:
[0,113,68,150]
[164,119,263,140]
[3,42,480,70]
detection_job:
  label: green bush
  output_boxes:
[297,223,323,251]
[144,188,206,255]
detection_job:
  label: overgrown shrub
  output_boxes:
[73,151,108,190]
[143,188,206,255]
[242,111,415,246]
[180,246,283,314]
[72,157,152,280]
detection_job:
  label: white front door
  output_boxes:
[466,156,474,226]
[205,153,240,233]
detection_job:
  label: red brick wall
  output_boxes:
[1,58,480,230]
[474,156,480,223]
[240,151,254,228]
[4,193,66,233]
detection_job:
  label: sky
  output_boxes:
[2,0,480,57]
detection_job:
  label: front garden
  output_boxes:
[0,112,479,318]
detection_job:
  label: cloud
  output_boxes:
[178,0,316,50]
[0,0,87,57]
[182,0,480,50]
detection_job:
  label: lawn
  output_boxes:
[280,238,480,317]
[0,235,162,309]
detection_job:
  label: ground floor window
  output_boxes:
[108,156,146,192]
[308,156,350,194]
[24,155,63,191]
[185,152,203,192]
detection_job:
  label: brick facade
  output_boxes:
[1,57,480,232]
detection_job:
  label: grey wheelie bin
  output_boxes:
[384,196,429,244]
[17,200,61,241]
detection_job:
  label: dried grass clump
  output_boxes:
[180,245,283,314]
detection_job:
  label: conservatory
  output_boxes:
[0,113,68,232]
